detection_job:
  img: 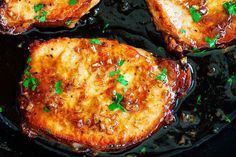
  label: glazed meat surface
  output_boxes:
[19,38,191,152]
[146,0,236,53]
[0,0,100,34]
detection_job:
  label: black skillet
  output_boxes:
[0,0,236,156]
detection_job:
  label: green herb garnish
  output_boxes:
[117,59,125,66]
[90,38,102,45]
[205,36,218,48]
[55,80,62,95]
[192,47,207,54]
[179,29,186,34]
[108,92,126,112]
[34,4,47,23]
[109,69,121,77]
[23,76,38,91]
[140,147,146,154]
[65,20,73,26]
[34,4,44,13]
[117,74,128,86]
[0,106,3,113]
[35,9,48,23]
[225,116,231,123]
[156,68,168,82]
[189,7,202,22]
[196,95,202,106]
[43,106,50,112]
[224,2,236,15]
[102,22,110,33]
[227,74,236,86]
[68,0,78,5]
[23,58,38,91]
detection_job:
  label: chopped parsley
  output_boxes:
[140,147,146,154]
[34,4,47,23]
[108,92,126,112]
[117,59,125,66]
[179,29,186,34]
[34,4,44,13]
[102,22,110,33]
[55,80,62,95]
[43,106,50,112]
[224,2,236,15]
[227,74,236,86]
[156,68,168,82]
[205,36,218,48]
[23,58,38,91]
[196,95,202,106]
[90,38,102,45]
[189,7,202,23]
[109,69,121,77]
[225,116,231,123]
[65,20,73,26]
[0,106,3,113]
[23,77,38,91]
[68,0,78,5]
[117,74,128,86]
[192,47,207,54]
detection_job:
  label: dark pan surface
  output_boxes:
[0,0,236,156]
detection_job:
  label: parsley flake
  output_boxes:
[179,29,186,34]
[140,147,146,154]
[102,22,110,33]
[65,20,73,26]
[205,36,218,48]
[35,9,48,23]
[224,2,236,15]
[23,58,38,91]
[227,74,236,86]
[109,69,120,77]
[117,59,125,66]
[34,4,43,13]
[196,95,202,106]
[43,106,50,112]
[117,74,128,86]
[55,80,62,95]
[0,106,3,113]
[189,7,202,22]
[225,116,231,123]
[108,92,126,112]
[90,38,102,45]
[68,0,77,5]
[192,47,207,55]
[156,68,168,82]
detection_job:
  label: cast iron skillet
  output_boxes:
[0,0,236,156]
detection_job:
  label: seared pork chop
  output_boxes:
[0,0,100,34]
[146,0,236,53]
[19,38,191,152]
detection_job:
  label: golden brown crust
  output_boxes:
[18,38,191,152]
[146,0,236,53]
[0,0,100,34]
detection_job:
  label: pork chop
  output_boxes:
[18,38,191,152]
[146,0,236,53]
[0,0,100,34]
